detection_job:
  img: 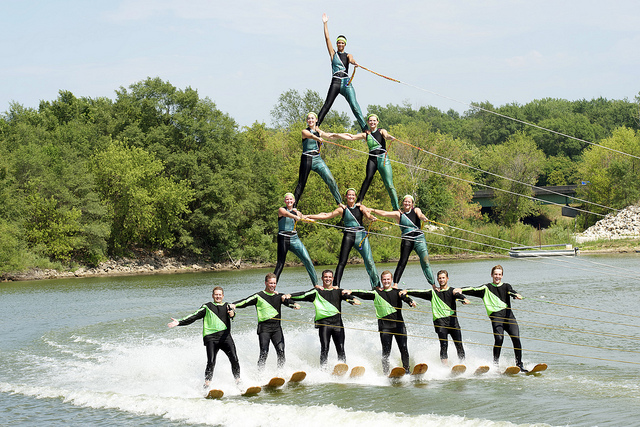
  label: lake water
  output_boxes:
[2,254,639,426]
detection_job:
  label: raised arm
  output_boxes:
[322,13,335,59]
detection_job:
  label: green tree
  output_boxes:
[539,155,579,186]
[91,142,195,254]
[270,89,350,130]
[2,94,113,265]
[479,133,545,225]
[23,190,84,261]
[577,127,640,224]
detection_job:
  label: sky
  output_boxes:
[2,0,639,128]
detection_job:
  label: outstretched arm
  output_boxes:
[305,206,343,221]
[331,132,366,141]
[322,13,335,59]
[370,207,401,220]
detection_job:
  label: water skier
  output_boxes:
[316,13,367,131]
[230,273,300,370]
[370,194,436,287]
[293,113,343,207]
[454,265,528,372]
[348,271,416,374]
[305,188,380,289]
[401,270,469,364]
[285,269,361,367]
[274,193,318,287]
[335,114,400,210]
[168,286,241,389]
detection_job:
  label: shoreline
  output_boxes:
[2,246,637,283]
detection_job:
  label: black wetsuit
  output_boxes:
[460,282,523,366]
[350,288,414,374]
[289,287,355,366]
[232,291,297,369]
[177,301,240,382]
[405,288,466,361]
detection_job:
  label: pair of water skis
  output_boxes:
[205,371,307,399]
[388,364,428,380]
[503,363,548,376]
[331,363,365,378]
[206,386,261,399]
[451,364,491,376]
[263,370,307,389]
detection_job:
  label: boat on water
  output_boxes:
[509,244,579,258]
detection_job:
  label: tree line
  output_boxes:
[1,77,638,273]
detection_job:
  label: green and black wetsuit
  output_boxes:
[274,208,318,286]
[334,204,380,289]
[356,129,399,210]
[232,291,297,369]
[350,288,414,374]
[459,282,523,366]
[289,287,354,366]
[317,51,367,131]
[293,127,342,206]
[405,288,466,360]
[177,301,240,382]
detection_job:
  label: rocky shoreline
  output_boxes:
[575,203,640,243]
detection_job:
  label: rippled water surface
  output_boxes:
[2,254,639,426]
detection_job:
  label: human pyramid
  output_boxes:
[167,14,530,394]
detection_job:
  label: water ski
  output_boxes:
[503,366,520,375]
[265,377,285,388]
[525,363,548,375]
[241,386,261,396]
[451,364,466,376]
[332,363,349,376]
[474,365,490,376]
[205,389,224,399]
[388,367,406,379]
[411,363,428,376]
[349,366,365,378]
[289,371,306,383]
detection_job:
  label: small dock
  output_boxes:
[509,244,579,258]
